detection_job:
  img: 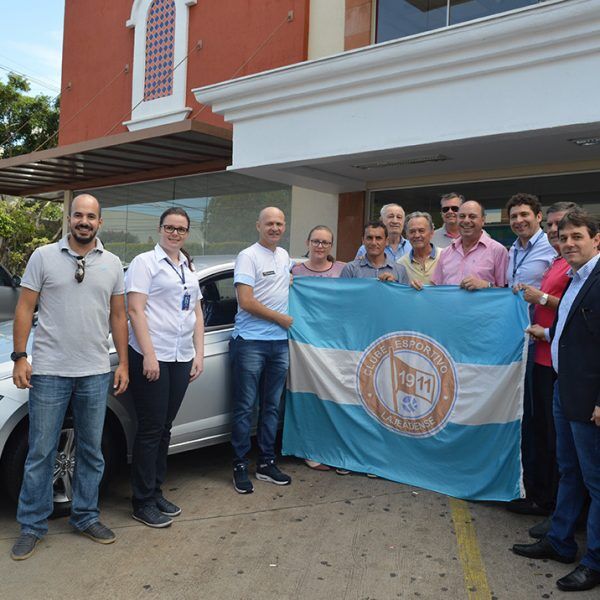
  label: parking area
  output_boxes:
[0,444,594,600]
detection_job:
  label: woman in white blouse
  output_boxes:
[125,207,204,528]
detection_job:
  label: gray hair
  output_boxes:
[440,192,465,206]
[546,201,579,216]
[380,203,404,217]
[406,211,434,231]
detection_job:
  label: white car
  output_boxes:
[0,256,239,515]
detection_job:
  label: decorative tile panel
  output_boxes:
[143,0,176,101]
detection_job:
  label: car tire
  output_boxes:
[0,414,120,519]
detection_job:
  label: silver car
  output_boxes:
[0,256,237,515]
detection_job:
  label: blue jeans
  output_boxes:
[547,382,600,571]
[17,373,111,538]
[229,337,289,465]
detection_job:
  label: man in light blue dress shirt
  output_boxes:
[505,194,557,517]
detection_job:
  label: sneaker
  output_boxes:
[80,521,116,544]
[256,461,292,486]
[366,473,379,479]
[132,505,173,528]
[10,533,39,561]
[233,463,254,494]
[156,497,182,517]
[335,468,351,475]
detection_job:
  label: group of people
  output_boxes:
[7,191,600,593]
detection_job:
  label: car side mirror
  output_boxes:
[11,275,21,288]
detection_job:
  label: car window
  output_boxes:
[0,265,12,287]
[200,271,237,329]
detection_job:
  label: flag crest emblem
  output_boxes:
[356,332,458,438]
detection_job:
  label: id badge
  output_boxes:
[182,291,191,311]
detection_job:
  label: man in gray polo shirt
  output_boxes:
[342,221,409,282]
[10,194,129,561]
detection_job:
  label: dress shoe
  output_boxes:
[512,537,575,563]
[556,564,600,591]
[529,517,552,539]
[506,498,551,516]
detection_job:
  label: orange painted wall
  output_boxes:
[59,0,310,146]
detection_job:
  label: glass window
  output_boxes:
[376,0,540,43]
[200,272,237,329]
[79,172,292,265]
[376,0,447,42]
[449,0,536,26]
[370,172,600,248]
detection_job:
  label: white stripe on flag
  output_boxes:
[288,340,524,426]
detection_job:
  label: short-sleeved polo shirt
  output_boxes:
[431,226,460,249]
[398,245,440,285]
[340,256,409,283]
[125,244,201,362]
[21,236,124,377]
[233,242,291,340]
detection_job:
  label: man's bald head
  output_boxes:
[70,194,102,217]
[256,207,286,249]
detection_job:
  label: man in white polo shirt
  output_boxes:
[230,207,293,494]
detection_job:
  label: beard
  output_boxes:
[70,226,97,244]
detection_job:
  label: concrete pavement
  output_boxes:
[0,444,595,600]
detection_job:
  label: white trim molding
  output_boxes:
[125,0,197,131]
[193,0,600,192]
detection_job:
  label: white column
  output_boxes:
[289,186,339,257]
[62,190,73,236]
[308,0,345,60]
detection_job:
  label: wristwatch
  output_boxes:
[10,351,27,362]
[539,293,549,306]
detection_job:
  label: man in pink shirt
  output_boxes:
[431,200,508,289]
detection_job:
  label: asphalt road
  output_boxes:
[0,443,594,600]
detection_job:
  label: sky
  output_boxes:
[1,1,65,98]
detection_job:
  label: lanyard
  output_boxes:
[165,259,186,286]
[512,234,541,279]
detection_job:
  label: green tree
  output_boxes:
[0,73,60,158]
[0,198,62,274]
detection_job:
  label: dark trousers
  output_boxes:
[129,347,192,509]
[530,363,559,509]
[521,344,536,497]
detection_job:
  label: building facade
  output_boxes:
[1,0,599,261]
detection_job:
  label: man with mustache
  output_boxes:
[10,194,129,560]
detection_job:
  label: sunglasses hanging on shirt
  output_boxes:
[74,257,86,283]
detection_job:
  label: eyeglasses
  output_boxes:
[161,224,189,235]
[309,239,332,247]
[75,257,86,283]
[441,206,460,213]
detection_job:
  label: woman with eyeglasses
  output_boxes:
[291,225,345,279]
[124,207,204,528]
[291,225,344,472]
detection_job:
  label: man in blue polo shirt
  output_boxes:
[230,207,293,494]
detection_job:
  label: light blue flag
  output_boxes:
[282,278,530,501]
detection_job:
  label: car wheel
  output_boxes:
[0,415,120,519]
